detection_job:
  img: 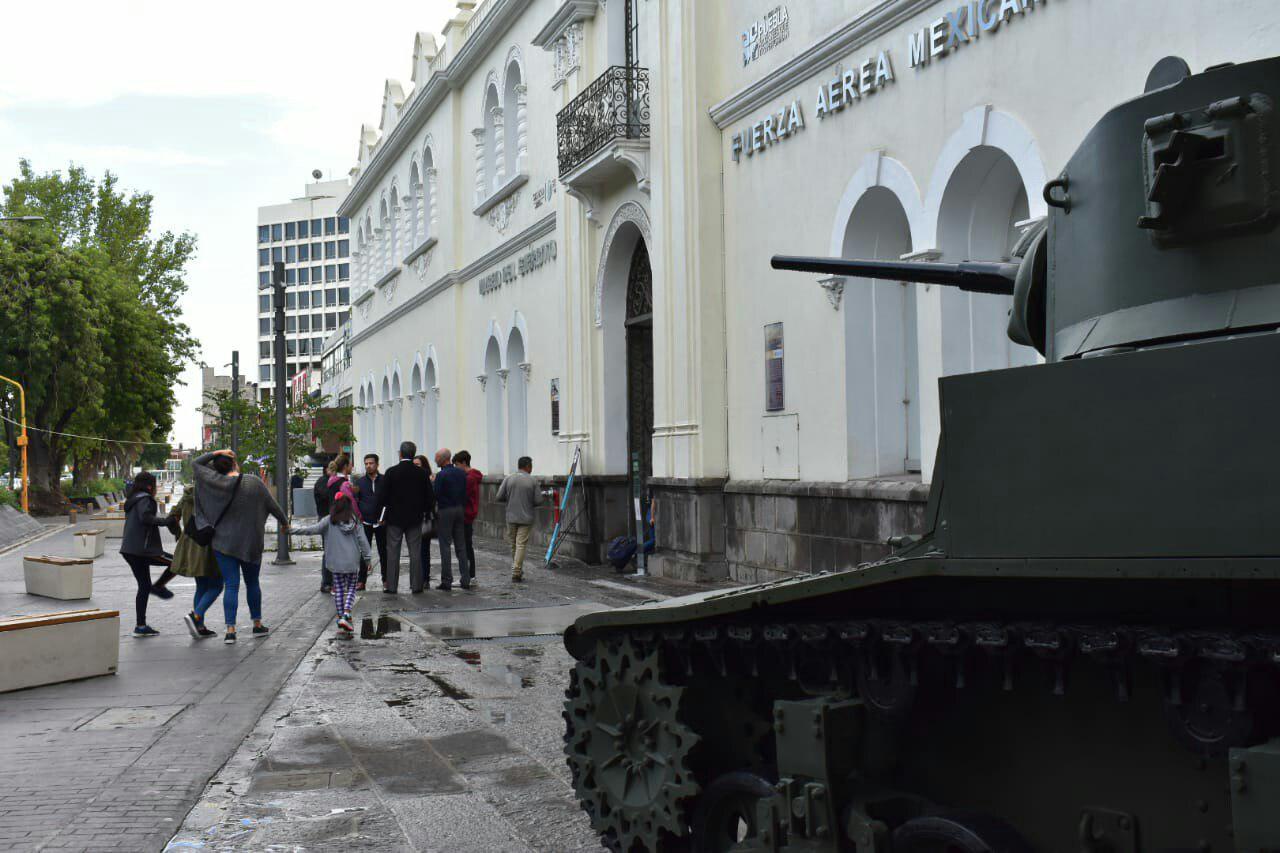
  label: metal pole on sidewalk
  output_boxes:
[272,262,294,565]
[230,350,240,458]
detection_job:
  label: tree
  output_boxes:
[198,390,349,482]
[0,161,196,511]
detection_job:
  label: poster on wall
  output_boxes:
[550,378,561,435]
[765,323,784,412]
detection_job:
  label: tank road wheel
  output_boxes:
[892,811,1032,853]
[564,636,701,852]
[691,771,777,852]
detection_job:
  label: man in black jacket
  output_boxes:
[353,453,389,583]
[377,441,435,593]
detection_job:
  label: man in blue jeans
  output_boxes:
[191,450,290,643]
[432,448,471,590]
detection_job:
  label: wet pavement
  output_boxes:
[165,539,727,851]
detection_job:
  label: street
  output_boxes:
[0,519,721,852]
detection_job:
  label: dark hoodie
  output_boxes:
[120,492,169,558]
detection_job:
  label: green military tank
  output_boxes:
[562,55,1280,852]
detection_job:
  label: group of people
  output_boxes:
[119,450,289,643]
[117,441,546,642]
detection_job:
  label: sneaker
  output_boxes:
[224,631,237,645]
[321,585,332,594]
[252,625,269,638]
[133,625,160,638]
[435,583,452,591]
[356,582,366,591]
[182,611,200,638]
[337,615,354,632]
[460,583,472,590]
[149,585,174,600]
[511,575,524,583]
[196,626,216,639]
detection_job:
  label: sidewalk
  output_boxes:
[0,514,332,851]
[165,535,726,851]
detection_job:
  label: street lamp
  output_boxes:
[270,262,293,565]
[0,215,44,513]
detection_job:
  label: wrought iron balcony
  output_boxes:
[557,65,650,178]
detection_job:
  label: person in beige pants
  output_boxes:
[495,456,544,582]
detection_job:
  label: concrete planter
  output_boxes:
[0,609,119,693]
[74,529,107,559]
[97,514,125,538]
[24,556,94,600]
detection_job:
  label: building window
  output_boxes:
[285,221,296,240]
[338,263,350,281]
[258,270,269,286]
[286,315,297,333]
[285,245,296,263]
[259,318,270,335]
[260,365,271,381]
[259,341,271,359]
[313,337,324,353]
[312,242,322,259]
[299,268,309,284]
[299,291,309,309]
[324,217,336,235]
[299,338,310,356]
[325,313,337,330]
[311,218,322,235]
[338,239,349,258]
[313,311,325,330]
[285,291,296,310]
[285,268,297,284]
[271,223,283,242]
[299,315,310,333]
[324,264,336,283]
[299,244,310,262]
[298,220,310,238]
[339,309,349,325]
[325,289,337,307]
[324,241,337,260]
[258,248,269,266]
[312,265,322,282]
[338,287,350,305]
[286,339,296,357]
[258,225,270,244]
[338,216,349,234]
[258,294,270,313]
[271,246,283,263]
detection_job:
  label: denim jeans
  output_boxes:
[213,550,262,627]
[193,575,222,621]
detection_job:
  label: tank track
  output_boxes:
[565,616,1280,851]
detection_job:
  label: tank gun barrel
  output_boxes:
[771,255,1018,296]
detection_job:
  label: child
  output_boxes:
[291,493,373,635]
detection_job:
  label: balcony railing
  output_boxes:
[557,65,650,178]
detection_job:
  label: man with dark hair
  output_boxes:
[433,448,470,590]
[378,441,434,593]
[354,453,388,583]
[454,450,482,581]
[495,456,543,583]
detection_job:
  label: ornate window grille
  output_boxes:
[556,65,650,177]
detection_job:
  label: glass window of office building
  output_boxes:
[298,220,309,238]
[258,225,269,243]
[271,223,282,241]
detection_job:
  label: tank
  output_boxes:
[561,55,1280,852]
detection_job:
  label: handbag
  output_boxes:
[185,474,242,547]
[421,516,436,540]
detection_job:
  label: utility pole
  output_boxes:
[271,262,293,565]
[230,350,240,458]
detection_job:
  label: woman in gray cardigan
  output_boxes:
[192,450,289,644]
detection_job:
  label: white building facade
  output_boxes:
[343,0,1280,579]
[256,179,354,400]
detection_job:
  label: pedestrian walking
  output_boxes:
[119,471,176,637]
[167,489,221,639]
[192,450,289,644]
[379,442,435,593]
[455,450,482,579]
[321,455,359,592]
[413,454,435,585]
[314,461,334,519]
[433,448,471,590]
[291,493,373,636]
[354,453,388,586]
[289,469,304,515]
[495,456,545,583]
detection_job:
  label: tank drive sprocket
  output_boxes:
[564,636,701,852]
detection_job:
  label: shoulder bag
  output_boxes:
[185,474,242,547]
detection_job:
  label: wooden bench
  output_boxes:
[73,529,107,559]
[0,609,119,693]
[24,556,94,600]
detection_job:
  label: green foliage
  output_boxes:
[0,485,17,509]
[0,160,196,507]
[64,477,124,500]
[200,390,331,480]
[137,441,173,470]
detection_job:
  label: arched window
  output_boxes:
[484,336,505,474]
[422,145,436,241]
[424,358,439,455]
[503,59,527,178]
[407,163,421,251]
[378,198,390,277]
[483,83,502,195]
[389,185,401,265]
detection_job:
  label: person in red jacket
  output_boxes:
[455,450,482,579]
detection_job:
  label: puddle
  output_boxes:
[448,648,536,688]
[511,647,543,658]
[454,648,482,666]
[398,602,607,639]
[360,614,403,639]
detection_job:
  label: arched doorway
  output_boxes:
[936,146,1037,374]
[842,186,920,476]
[424,359,438,456]
[484,337,506,474]
[507,329,528,464]
[410,362,425,452]
[624,242,654,485]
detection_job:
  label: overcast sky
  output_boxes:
[0,0,456,449]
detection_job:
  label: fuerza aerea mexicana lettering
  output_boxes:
[909,0,1047,68]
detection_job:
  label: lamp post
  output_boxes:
[229,351,240,458]
[0,215,44,513]
[271,262,293,565]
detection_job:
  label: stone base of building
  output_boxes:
[472,474,929,584]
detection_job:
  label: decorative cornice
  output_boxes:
[340,0,536,217]
[404,235,439,265]
[708,0,940,130]
[531,0,597,49]
[349,212,556,348]
[373,267,401,290]
[473,173,529,217]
